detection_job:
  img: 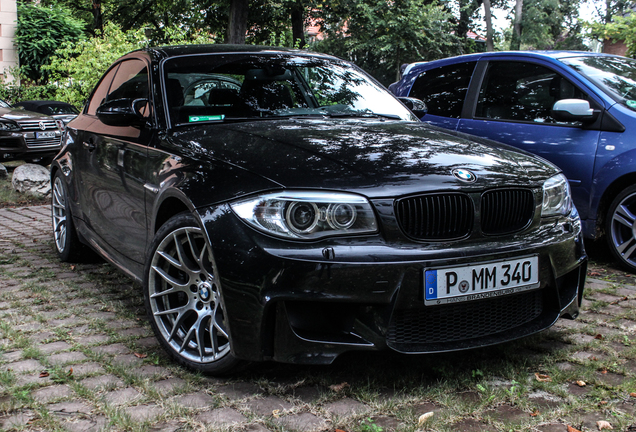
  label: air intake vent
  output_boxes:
[481,189,534,235]
[395,193,473,240]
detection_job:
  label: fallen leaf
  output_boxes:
[597,420,613,430]
[594,334,604,340]
[599,401,608,405]
[530,410,540,417]
[335,429,347,432]
[576,380,586,387]
[588,271,601,276]
[568,425,582,432]
[70,265,76,271]
[418,412,434,426]
[32,238,38,243]
[630,392,636,398]
[272,409,281,418]
[67,367,73,376]
[329,382,349,392]
[591,356,598,361]
[39,371,49,378]
[134,352,148,359]
[600,368,608,374]
[535,372,552,382]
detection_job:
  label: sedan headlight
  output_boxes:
[0,120,19,131]
[542,174,573,217]
[231,191,378,240]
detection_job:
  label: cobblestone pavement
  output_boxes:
[1,205,636,432]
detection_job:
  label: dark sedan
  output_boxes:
[51,45,587,374]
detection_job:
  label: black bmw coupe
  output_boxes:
[51,45,587,374]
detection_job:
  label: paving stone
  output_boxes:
[80,374,125,390]
[86,311,117,321]
[567,334,597,344]
[105,387,143,406]
[47,400,93,416]
[125,404,164,422]
[112,353,144,366]
[5,358,43,373]
[38,341,72,354]
[484,404,528,423]
[32,384,73,403]
[152,378,187,396]
[118,327,150,337]
[527,391,564,409]
[136,365,171,379]
[0,411,35,429]
[49,317,82,328]
[148,420,184,432]
[570,351,609,362]
[60,415,107,432]
[1,350,23,362]
[195,407,247,426]
[70,362,105,376]
[595,371,626,386]
[174,392,216,409]
[450,418,497,431]
[75,334,110,346]
[290,386,323,403]
[92,343,130,355]
[246,395,294,416]
[566,382,592,396]
[537,423,570,432]
[134,337,160,348]
[48,351,88,365]
[273,412,328,432]
[217,381,262,400]
[369,415,400,432]
[29,331,56,343]
[323,398,369,417]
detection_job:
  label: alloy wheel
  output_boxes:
[609,190,636,271]
[148,226,230,363]
[52,176,67,253]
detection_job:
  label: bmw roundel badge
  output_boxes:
[452,168,477,183]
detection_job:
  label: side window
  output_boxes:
[86,66,118,116]
[107,59,149,102]
[408,62,476,118]
[475,61,588,124]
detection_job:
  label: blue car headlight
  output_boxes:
[231,191,378,240]
[542,173,573,217]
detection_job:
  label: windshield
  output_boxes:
[560,55,636,110]
[163,53,415,125]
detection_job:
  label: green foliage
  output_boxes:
[587,14,636,56]
[15,3,84,83]
[312,0,458,86]
[40,23,215,107]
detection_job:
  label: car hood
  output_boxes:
[0,107,53,122]
[169,119,558,198]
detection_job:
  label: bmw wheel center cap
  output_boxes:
[199,282,212,301]
[452,168,477,183]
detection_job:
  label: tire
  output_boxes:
[144,212,241,375]
[51,172,87,262]
[606,184,636,273]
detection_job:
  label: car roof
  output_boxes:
[128,44,341,63]
[408,50,622,70]
[15,100,73,107]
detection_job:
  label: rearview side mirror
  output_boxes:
[96,98,149,127]
[552,99,598,123]
[398,97,428,118]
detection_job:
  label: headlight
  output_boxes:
[542,173,572,217]
[0,121,19,131]
[230,191,378,240]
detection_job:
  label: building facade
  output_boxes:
[0,0,17,82]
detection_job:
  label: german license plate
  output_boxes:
[424,256,539,305]
[36,131,56,139]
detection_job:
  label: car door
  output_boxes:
[75,58,153,264]
[456,60,602,221]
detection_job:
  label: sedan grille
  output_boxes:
[386,290,543,346]
[481,189,534,235]
[395,193,473,240]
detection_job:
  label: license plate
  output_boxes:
[424,256,539,305]
[36,131,56,139]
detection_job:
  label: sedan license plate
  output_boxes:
[36,131,56,139]
[424,256,539,305]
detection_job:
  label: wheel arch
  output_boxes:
[595,171,636,237]
[152,191,193,234]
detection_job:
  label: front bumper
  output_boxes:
[0,130,62,161]
[199,205,587,365]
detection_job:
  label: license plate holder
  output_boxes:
[424,255,540,305]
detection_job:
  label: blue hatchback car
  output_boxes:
[391,51,636,272]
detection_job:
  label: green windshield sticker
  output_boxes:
[189,115,225,122]
[627,100,636,109]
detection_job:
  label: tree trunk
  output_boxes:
[511,0,523,50]
[227,0,249,44]
[92,1,103,35]
[290,1,306,48]
[483,0,494,51]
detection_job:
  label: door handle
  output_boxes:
[82,137,96,151]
